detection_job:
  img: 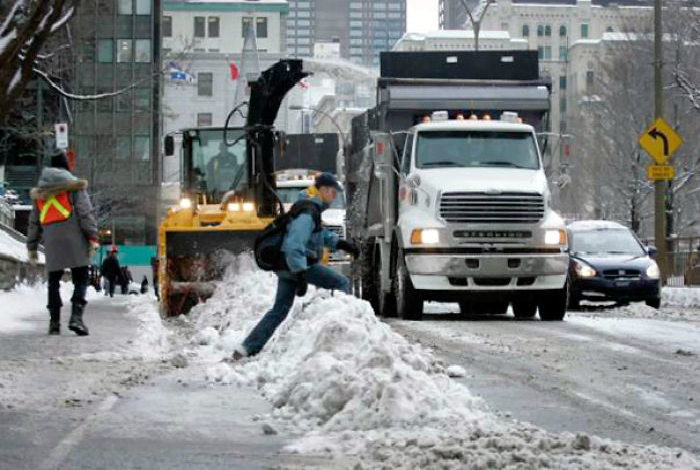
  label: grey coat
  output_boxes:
[26,168,98,272]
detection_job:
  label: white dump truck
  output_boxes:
[348,50,569,321]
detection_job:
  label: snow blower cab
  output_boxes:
[159,60,308,316]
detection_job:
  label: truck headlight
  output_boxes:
[544,229,567,245]
[242,202,255,212]
[573,259,597,278]
[646,262,660,279]
[179,198,192,209]
[227,203,240,212]
[411,228,439,244]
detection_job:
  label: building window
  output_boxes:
[117,0,132,14]
[559,25,567,37]
[522,24,529,37]
[198,72,213,96]
[537,24,544,36]
[586,70,595,90]
[116,137,131,160]
[97,39,113,62]
[208,17,220,37]
[97,88,113,111]
[559,97,566,113]
[194,17,205,38]
[197,113,212,127]
[581,23,589,38]
[256,17,268,38]
[559,46,567,60]
[559,76,567,90]
[545,25,551,36]
[242,17,253,36]
[538,46,551,60]
[116,39,132,62]
[134,88,150,111]
[117,89,132,111]
[135,0,150,15]
[134,136,151,161]
[135,39,151,62]
[606,26,613,33]
[163,16,172,37]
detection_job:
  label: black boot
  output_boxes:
[48,307,61,335]
[68,303,89,336]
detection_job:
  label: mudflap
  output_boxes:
[163,230,260,316]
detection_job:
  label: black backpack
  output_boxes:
[254,199,322,271]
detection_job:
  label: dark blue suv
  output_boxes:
[567,221,661,309]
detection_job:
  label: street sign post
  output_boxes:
[638,117,682,164]
[55,123,69,149]
[647,164,675,181]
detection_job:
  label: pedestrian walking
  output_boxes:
[119,266,131,294]
[101,248,121,298]
[140,275,149,294]
[233,173,359,360]
[26,151,98,336]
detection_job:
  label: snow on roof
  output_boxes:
[401,30,511,41]
[567,220,627,231]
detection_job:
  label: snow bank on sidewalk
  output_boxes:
[125,295,170,359]
[575,287,700,322]
[186,255,698,469]
[0,281,100,333]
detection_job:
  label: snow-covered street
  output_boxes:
[1,258,699,469]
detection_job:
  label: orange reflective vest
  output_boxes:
[37,192,73,226]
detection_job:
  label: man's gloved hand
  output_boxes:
[337,240,360,259]
[28,250,38,266]
[295,271,308,297]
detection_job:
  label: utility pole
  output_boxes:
[653,0,666,281]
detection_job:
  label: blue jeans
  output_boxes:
[242,264,350,356]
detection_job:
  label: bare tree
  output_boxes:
[458,0,495,51]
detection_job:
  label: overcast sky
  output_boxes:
[406,0,439,33]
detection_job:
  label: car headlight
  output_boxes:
[227,202,240,212]
[179,198,192,209]
[545,229,567,245]
[410,228,440,245]
[646,262,660,279]
[242,202,255,212]
[573,259,597,278]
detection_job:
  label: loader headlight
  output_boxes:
[227,203,240,212]
[179,198,192,209]
[411,228,439,245]
[646,261,660,279]
[242,202,255,212]
[544,229,567,245]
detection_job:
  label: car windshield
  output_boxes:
[276,187,346,209]
[570,228,646,256]
[190,129,248,201]
[415,130,540,170]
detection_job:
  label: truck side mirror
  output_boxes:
[164,135,174,156]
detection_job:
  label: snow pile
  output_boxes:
[575,287,700,322]
[185,255,699,469]
[0,229,44,263]
[663,287,700,309]
[125,295,170,359]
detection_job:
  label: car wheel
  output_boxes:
[394,250,423,321]
[513,300,537,319]
[538,283,568,321]
[645,297,661,309]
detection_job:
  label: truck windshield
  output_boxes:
[190,129,248,200]
[415,130,540,170]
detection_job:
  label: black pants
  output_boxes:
[106,276,117,297]
[48,266,89,310]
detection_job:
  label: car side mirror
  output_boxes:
[647,245,657,258]
[164,135,174,156]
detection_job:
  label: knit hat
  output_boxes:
[315,172,341,191]
[50,151,70,171]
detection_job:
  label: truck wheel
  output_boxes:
[512,300,537,319]
[538,284,568,321]
[373,248,396,317]
[394,250,423,320]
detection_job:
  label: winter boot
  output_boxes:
[68,303,89,336]
[48,307,61,335]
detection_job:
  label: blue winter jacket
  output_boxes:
[281,196,339,273]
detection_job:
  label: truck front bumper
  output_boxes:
[405,251,568,291]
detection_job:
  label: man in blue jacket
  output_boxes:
[234,173,358,359]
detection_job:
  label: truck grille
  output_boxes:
[439,192,545,224]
